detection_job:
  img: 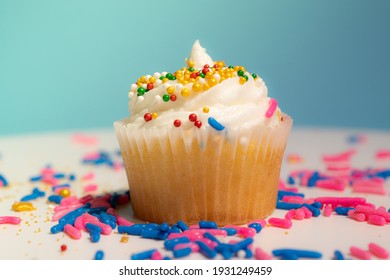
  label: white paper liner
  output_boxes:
[114,115,292,225]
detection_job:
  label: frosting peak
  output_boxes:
[187,40,214,69]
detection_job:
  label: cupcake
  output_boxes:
[114,40,292,225]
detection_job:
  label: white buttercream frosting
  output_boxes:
[123,40,283,132]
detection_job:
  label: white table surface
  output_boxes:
[0,127,389,260]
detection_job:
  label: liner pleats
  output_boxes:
[115,116,292,225]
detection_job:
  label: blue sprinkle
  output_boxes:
[52,184,70,191]
[21,194,39,202]
[164,237,190,250]
[230,238,253,253]
[335,207,354,216]
[0,174,9,186]
[48,195,63,204]
[302,203,321,217]
[131,249,157,260]
[53,173,66,179]
[173,247,192,258]
[272,249,322,259]
[307,172,319,187]
[287,176,295,185]
[277,190,304,200]
[248,223,262,233]
[276,201,303,210]
[118,225,142,235]
[219,227,237,236]
[163,256,171,260]
[69,174,76,181]
[244,248,253,259]
[334,250,345,260]
[88,207,108,214]
[281,253,299,260]
[90,231,101,243]
[199,220,217,229]
[159,222,170,232]
[168,225,181,234]
[50,222,67,234]
[94,250,104,260]
[203,232,221,244]
[195,240,217,259]
[216,245,233,259]
[375,170,390,179]
[30,175,43,182]
[140,228,168,240]
[208,117,225,131]
[59,207,89,223]
[311,201,322,209]
[177,220,189,231]
[86,223,103,233]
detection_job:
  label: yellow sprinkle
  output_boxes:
[239,77,247,84]
[151,112,158,119]
[167,86,175,94]
[12,202,36,212]
[208,78,217,87]
[203,106,210,113]
[181,88,190,97]
[187,60,195,68]
[192,82,202,92]
[120,236,129,243]
[162,78,168,83]
[149,77,156,83]
[59,188,71,198]
[202,83,210,91]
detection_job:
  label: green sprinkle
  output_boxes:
[199,73,205,78]
[162,94,170,102]
[189,67,194,72]
[159,76,165,80]
[237,70,244,77]
[137,87,146,95]
[243,75,248,81]
[166,73,175,80]
[228,65,234,69]
[251,73,258,79]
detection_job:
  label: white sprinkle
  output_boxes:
[163,83,171,89]
[153,72,161,79]
[214,73,221,81]
[155,79,162,86]
[128,91,134,98]
[161,71,168,76]
[236,250,246,258]
[176,83,184,90]
[137,96,144,102]
[130,84,138,91]
[198,78,206,84]
[155,95,162,101]
[141,83,147,89]
[145,75,151,81]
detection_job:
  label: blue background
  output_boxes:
[1,0,389,136]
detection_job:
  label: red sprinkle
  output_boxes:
[144,113,152,122]
[170,94,177,102]
[60,244,67,252]
[194,120,202,128]
[189,113,197,122]
[146,83,154,90]
[173,120,181,127]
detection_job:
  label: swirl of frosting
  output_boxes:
[125,40,283,131]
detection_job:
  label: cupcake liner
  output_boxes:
[114,115,292,225]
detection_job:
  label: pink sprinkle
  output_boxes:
[294,208,305,220]
[268,217,292,229]
[72,133,98,146]
[368,243,389,259]
[350,246,371,260]
[83,152,101,161]
[282,196,304,204]
[189,224,200,229]
[52,208,79,222]
[41,176,58,186]
[375,149,390,159]
[174,243,199,253]
[352,185,386,195]
[117,216,133,226]
[198,238,218,249]
[113,162,122,172]
[355,205,390,221]
[151,250,163,260]
[74,216,86,230]
[79,195,94,204]
[347,210,366,222]
[314,197,366,208]
[265,98,278,118]
[82,172,95,181]
[54,203,83,213]
[188,229,227,237]
[322,149,356,162]
[64,224,82,240]
[254,247,273,260]
[84,184,98,192]
[301,206,313,219]
[237,227,256,238]
[60,196,80,206]
[315,179,346,191]
[367,215,386,226]
[40,167,55,176]
[323,205,333,217]
[0,216,21,225]
[353,179,384,188]
[285,209,296,220]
